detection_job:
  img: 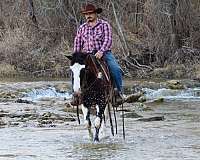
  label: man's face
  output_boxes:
[84,12,97,22]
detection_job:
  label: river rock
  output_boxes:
[40,112,76,122]
[9,112,34,119]
[137,116,165,122]
[125,92,143,103]
[15,99,33,104]
[0,110,9,117]
[54,83,70,93]
[138,96,147,102]
[0,119,6,126]
[167,80,185,89]
[39,119,53,124]
[150,98,164,104]
[0,92,17,99]
[122,111,143,118]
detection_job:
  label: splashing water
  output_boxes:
[22,87,72,102]
[143,87,200,101]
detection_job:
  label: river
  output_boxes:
[0,80,200,160]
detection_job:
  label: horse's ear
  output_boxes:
[65,54,72,60]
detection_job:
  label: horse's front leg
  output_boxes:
[81,104,93,140]
[94,103,106,142]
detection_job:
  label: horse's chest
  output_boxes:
[83,90,106,107]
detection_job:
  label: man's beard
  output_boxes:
[87,17,94,22]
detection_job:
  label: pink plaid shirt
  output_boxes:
[74,19,112,54]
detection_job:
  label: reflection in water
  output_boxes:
[72,141,123,160]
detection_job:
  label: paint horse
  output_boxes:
[67,52,112,142]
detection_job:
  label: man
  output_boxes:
[74,4,123,97]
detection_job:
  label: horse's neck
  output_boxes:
[85,55,111,87]
[86,55,99,77]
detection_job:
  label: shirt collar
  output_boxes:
[86,19,101,28]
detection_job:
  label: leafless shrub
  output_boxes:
[0,0,199,78]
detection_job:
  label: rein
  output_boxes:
[81,76,99,93]
[81,54,110,93]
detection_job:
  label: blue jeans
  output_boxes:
[104,51,123,92]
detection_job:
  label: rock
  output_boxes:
[42,112,52,117]
[142,106,153,111]
[10,122,20,126]
[9,113,34,119]
[37,123,45,127]
[122,111,143,118]
[151,98,164,104]
[0,110,9,117]
[9,113,22,118]
[138,96,147,102]
[0,119,6,126]
[133,103,154,111]
[137,116,165,122]
[39,112,76,123]
[167,80,185,90]
[125,92,143,103]
[54,83,70,93]
[39,120,53,124]
[123,87,133,94]
[15,99,33,104]
[0,91,20,99]
[64,117,76,122]
[23,113,36,118]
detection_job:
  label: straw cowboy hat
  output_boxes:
[81,4,102,14]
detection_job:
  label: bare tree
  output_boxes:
[27,0,38,27]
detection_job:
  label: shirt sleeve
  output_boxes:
[73,27,83,52]
[99,22,112,54]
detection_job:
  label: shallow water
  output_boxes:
[0,80,200,160]
[1,101,200,160]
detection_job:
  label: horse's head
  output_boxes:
[67,52,110,97]
[67,52,87,94]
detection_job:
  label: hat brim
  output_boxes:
[81,8,102,14]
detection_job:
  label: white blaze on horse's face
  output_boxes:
[70,63,85,92]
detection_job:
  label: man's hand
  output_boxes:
[95,51,103,59]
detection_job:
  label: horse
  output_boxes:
[67,52,115,142]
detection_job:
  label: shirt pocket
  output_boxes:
[94,29,103,40]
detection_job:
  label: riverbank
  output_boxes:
[1,61,200,80]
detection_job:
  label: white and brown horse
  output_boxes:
[67,52,115,142]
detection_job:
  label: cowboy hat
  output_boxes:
[81,4,102,14]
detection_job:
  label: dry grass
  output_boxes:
[0,0,199,78]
